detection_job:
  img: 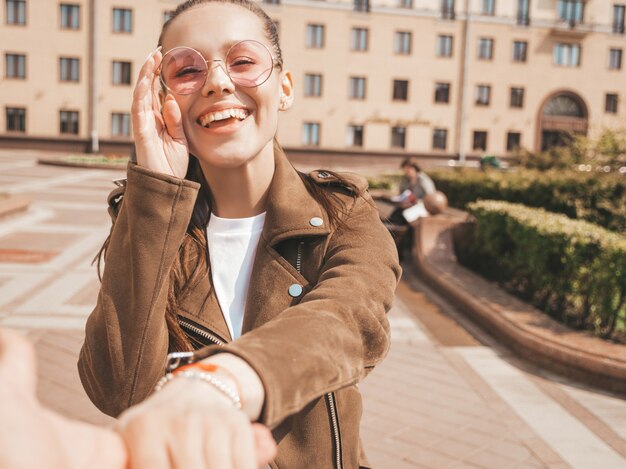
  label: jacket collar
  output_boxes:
[262,145,330,246]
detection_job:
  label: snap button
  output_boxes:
[309,217,323,227]
[288,284,303,297]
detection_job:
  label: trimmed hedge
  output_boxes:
[430,169,626,233]
[462,200,626,340]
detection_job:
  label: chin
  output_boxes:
[191,142,258,170]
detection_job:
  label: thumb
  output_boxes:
[252,423,277,467]
[0,328,38,397]
[162,94,186,141]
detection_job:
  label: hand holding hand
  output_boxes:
[132,47,190,178]
[116,377,276,469]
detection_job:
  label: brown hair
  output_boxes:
[400,157,421,173]
[96,0,362,352]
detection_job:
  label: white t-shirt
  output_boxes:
[206,211,266,340]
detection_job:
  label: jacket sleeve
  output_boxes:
[199,191,402,428]
[77,163,200,417]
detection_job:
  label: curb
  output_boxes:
[38,158,127,171]
[411,214,626,396]
[0,195,31,219]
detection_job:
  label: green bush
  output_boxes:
[431,168,626,233]
[463,200,626,340]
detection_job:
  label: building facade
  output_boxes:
[1,0,625,158]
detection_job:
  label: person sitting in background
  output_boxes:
[388,158,436,225]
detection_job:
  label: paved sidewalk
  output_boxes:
[1,149,626,468]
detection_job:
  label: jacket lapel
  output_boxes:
[241,146,331,333]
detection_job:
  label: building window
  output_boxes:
[436,35,453,57]
[302,122,320,146]
[510,87,524,108]
[432,128,447,150]
[394,31,412,55]
[347,125,364,147]
[112,8,132,33]
[434,82,450,103]
[5,53,25,78]
[59,57,79,82]
[306,24,324,48]
[473,131,488,151]
[6,107,25,132]
[606,93,618,113]
[558,0,584,24]
[391,126,406,149]
[60,110,79,135]
[60,3,79,29]
[481,0,495,15]
[517,0,530,26]
[354,0,370,12]
[512,41,527,62]
[399,0,413,8]
[478,38,494,60]
[351,28,368,51]
[273,19,280,37]
[441,0,455,20]
[475,85,491,106]
[163,10,174,23]
[609,48,622,69]
[263,0,281,4]
[111,113,131,137]
[614,5,625,34]
[304,73,322,97]
[112,61,132,85]
[6,0,26,25]
[393,80,408,101]
[349,76,366,99]
[554,43,581,67]
[506,132,521,151]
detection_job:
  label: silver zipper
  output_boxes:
[325,392,343,469]
[296,241,343,469]
[177,316,225,346]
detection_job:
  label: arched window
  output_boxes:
[542,95,585,117]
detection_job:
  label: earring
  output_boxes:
[279,96,287,110]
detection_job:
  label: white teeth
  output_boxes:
[200,108,250,127]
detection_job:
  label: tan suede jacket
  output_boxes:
[78,147,402,469]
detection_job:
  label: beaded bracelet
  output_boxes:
[154,368,243,410]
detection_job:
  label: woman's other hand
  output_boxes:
[116,377,276,469]
[132,47,189,178]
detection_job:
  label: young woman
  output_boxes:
[78,1,401,468]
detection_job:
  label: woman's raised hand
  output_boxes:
[132,47,190,178]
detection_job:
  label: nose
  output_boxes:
[200,60,236,96]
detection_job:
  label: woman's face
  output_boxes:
[160,3,292,169]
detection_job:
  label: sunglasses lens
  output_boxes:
[227,40,273,87]
[161,48,208,95]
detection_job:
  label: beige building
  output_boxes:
[1,0,625,158]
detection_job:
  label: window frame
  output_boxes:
[5,106,26,132]
[59,56,80,82]
[347,124,364,147]
[351,27,369,52]
[349,76,367,100]
[512,40,527,62]
[475,84,491,106]
[394,31,412,55]
[111,112,131,137]
[392,79,409,101]
[553,42,581,67]
[478,37,494,61]
[6,0,26,25]
[5,53,26,79]
[432,128,447,150]
[306,24,325,49]
[434,82,450,104]
[60,3,80,30]
[112,60,132,85]
[473,130,488,152]
[510,87,525,108]
[59,109,79,135]
[609,48,623,70]
[304,73,323,97]
[112,7,132,34]
[391,126,406,149]
[436,35,453,58]
[605,93,619,114]
[302,122,321,146]
[506,131,521,152]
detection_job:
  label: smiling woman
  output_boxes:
[78,1,401,468]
